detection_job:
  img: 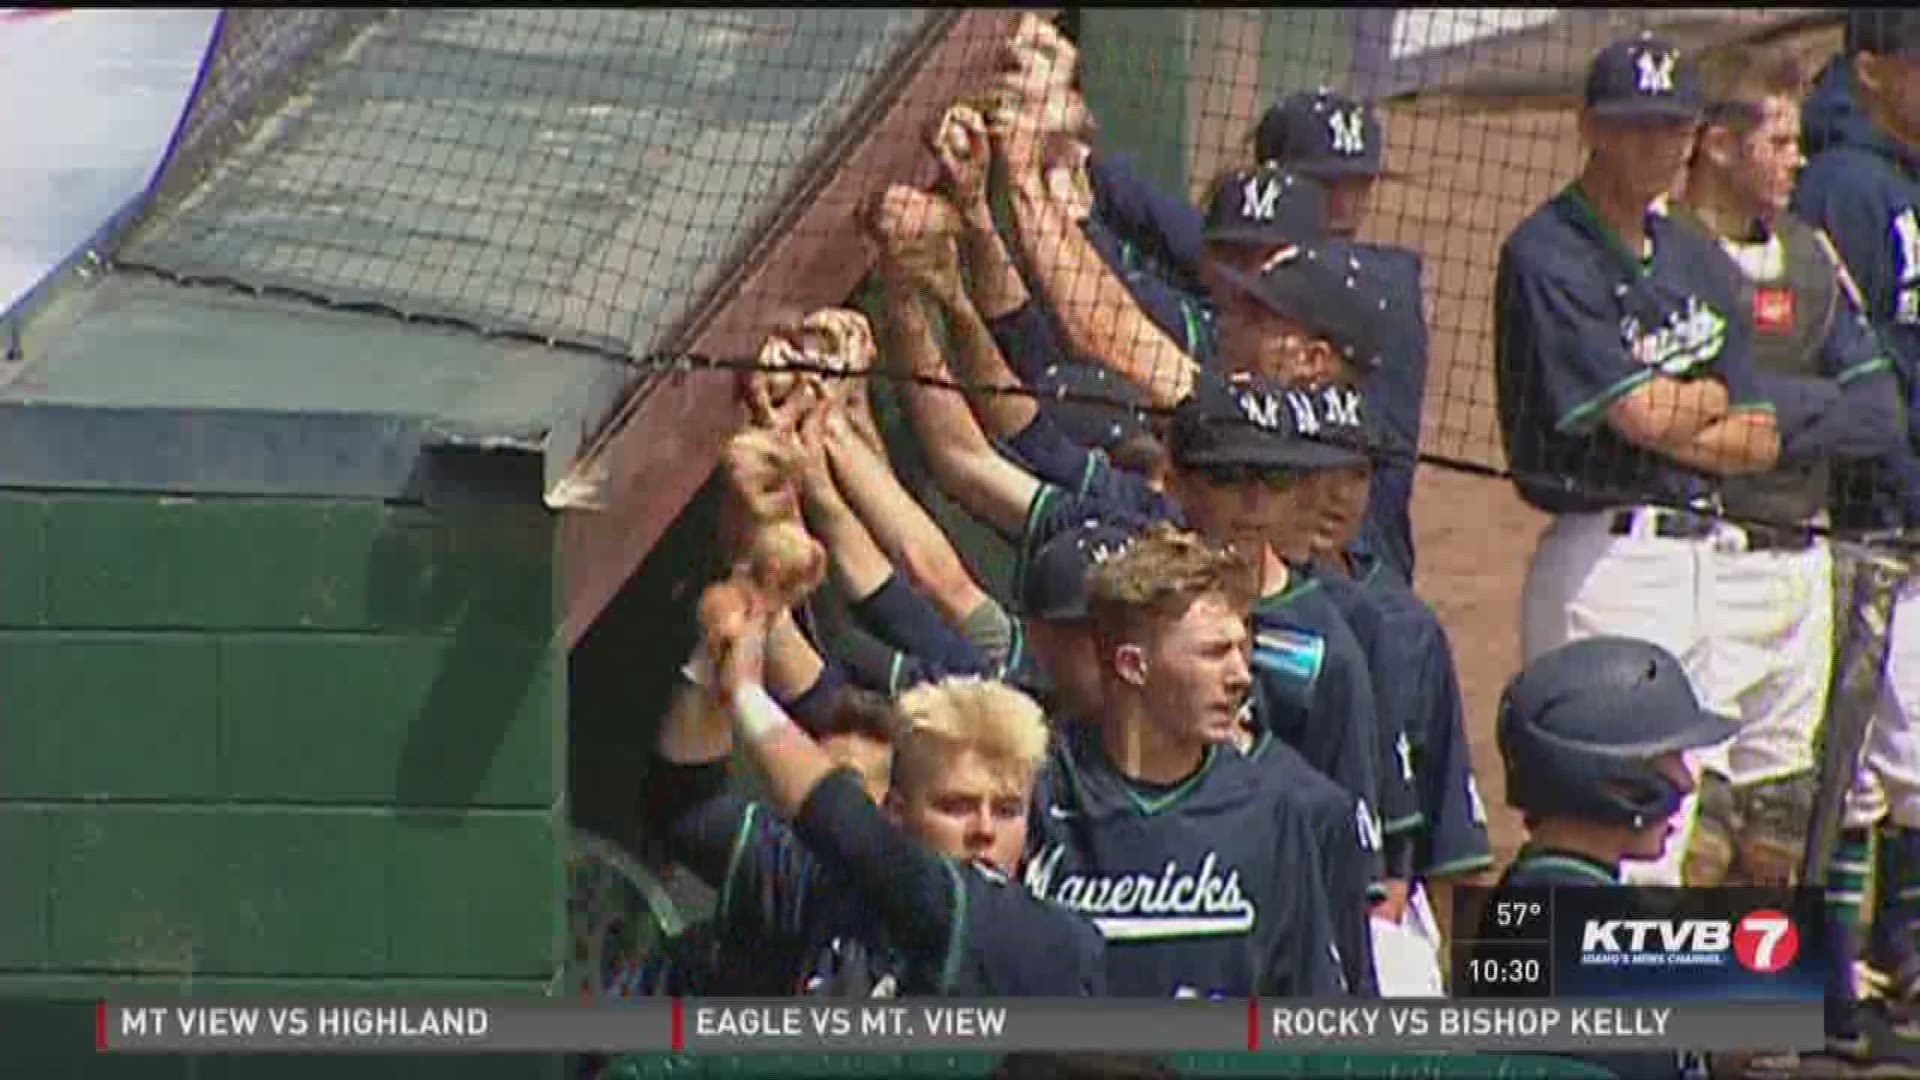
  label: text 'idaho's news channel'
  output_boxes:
[98,998,1816,1054]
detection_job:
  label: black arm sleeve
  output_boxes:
[642,756,749,887]
[793,767,968,978]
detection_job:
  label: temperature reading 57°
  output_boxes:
[1495,898,1546,932]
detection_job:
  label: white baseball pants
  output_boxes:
[1519,509,1743,887]
[1843,575,1920,832]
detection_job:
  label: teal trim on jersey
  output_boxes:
[1120,238,1140,274]
[1258,573,1323,611]
[717,802,762,925]
[888,650,908,696]
[1564,184,1654,278]
[1181,296,1203,357]
[936,859,969,992]
[1554,366,1655,435]
[1511,853,1618,885]
[1423,851,1497,879]
[1383,812,1425,836]
[1837,354,1894,384]
[1077,449,1106,498]
[1013,482,1065,609]
[1122,745,1219,817]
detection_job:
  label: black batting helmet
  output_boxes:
[1497,637,1736,829]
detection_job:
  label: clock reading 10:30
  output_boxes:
[1452,941,1551,998]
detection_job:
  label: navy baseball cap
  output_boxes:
[1308,383,1412,464]
[1021,517,1146,623]
[1848,10,1920,57]
[1168,370,1365,475]
[1034,361,1153,450]
[1584,33,1703,123]
[1212,239,1395,372]
[1201,163,1328,248]
[1251,88,1394,181]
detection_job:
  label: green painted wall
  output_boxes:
[1078,10,1191,201]
[0,491,568,1079]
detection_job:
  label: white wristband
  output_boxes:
[730,683,793,743]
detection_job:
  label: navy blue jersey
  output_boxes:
[652,762,1105,997]
[1314,567,1425,852]
[1244,726,1383,996]
[1025,725,1349,998]
[1495,184,1769,514]
[1351,552,1493,879]
[1012,455,1389,833]
[1354,245,1429,582]
[1795,58,1920,529]
[1085,152,1219,365]
[1248,567,1388,847]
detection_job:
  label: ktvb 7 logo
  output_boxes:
[1578,909,1799,974]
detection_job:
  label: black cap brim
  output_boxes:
[1294,160,1405,183]
[1175,437,1364,476]
[1585,99,1702,124]
[1202,224,1307,248]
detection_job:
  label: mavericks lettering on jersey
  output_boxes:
[1023,845,1257,940]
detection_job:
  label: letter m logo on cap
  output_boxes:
[1241,176,1281,221]
[1327,109,1365,155]
[1635,50,1675,93]
[1234,388,1287,431]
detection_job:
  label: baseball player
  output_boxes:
[1243,88,1428,582]
[864,191,1396,854]
[1483,635,1740,1080]
[1493,33,1784,887]
[1793,8,1920,1053]
[1020,518,1382,996]
[1022,522,1349,998]
[1664,43,1906,907]
[654,554,1107,997]
[1305,385,1495,991]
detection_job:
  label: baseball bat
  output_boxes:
[1801,545,1908,887]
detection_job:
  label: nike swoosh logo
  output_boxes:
[1047,806,1078,821]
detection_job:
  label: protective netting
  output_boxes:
[109,7,1915,551]
[117,8,934,357]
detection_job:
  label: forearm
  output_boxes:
[803,490,895,604]
[658,664,732,765]
[957,199,1030,322]
[1666,409,1780,476]
[1006,173,1194,409]
[766,609,828,706]
[826,430,990,624]
[924,273,1043,442]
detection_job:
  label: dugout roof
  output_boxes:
[0,8,936,504]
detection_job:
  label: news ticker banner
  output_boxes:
[99,998,1819,1055]
[1449,886,1828,1002]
